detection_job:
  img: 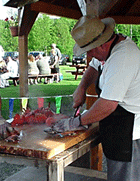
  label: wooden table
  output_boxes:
[0,123,100,181]
[69,65,87,80]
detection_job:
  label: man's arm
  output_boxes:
[73,66,98,108]
[50,97,118,133]
[81,97,118,125]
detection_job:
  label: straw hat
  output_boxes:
[71,15,115,56]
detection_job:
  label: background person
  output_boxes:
[50,43,61,83]
[0,56,18,88]
[50,15,140,181]
[28,54,39,85]
[36,54,51,84]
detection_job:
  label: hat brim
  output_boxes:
[73,17,115,56]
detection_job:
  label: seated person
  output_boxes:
[0,56,18,88]
[36,54,51,84]
[28,54,39,85]
[0,59,7,74]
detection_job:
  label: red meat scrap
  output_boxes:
[11,107,56,126]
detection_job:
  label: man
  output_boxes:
[51,15,140,180]
[36,54,51,84]
[0,56,18,88]
[50,43,61,83]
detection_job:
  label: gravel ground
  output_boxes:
[0,97,107,180]
[0,162,25,181]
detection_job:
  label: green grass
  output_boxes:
[0,65,82,98]
[1,65,84,119]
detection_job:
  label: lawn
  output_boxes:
[0,65,84,119]
[0,65,82,98]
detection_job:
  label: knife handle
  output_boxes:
[74,106,81,118]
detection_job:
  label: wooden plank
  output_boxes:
[90,143,103,171]
[106,15,140,24]
[71,72,83,75]
[3,0,39,8]
[46,160,64,181]
[18,35,28,97]
[19,4,39,36]
[127,0,140,15]
[86,0,99,17]
[0,122,99,160]
[98,0,118,17]
[31,1,82,20]
[8,75,54,86]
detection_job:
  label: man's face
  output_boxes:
[88,44,109,61]
[87,35,116,61]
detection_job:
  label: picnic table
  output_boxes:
[8,74,55,86]
[68,65,87,80]
[0,122,100,181]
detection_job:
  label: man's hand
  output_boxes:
[52,116,86,133]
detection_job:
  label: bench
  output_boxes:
[67,65,87,80]
[8,74,55,86]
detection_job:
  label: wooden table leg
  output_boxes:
[13,79,18,86]
[90,143,103,171]
[75,68,78,80]
[46,160,64,181]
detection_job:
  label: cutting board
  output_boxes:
[0,122,99,159]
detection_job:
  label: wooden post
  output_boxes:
[90,143,103,171]
[18,35,28,97]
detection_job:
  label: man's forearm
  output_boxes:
[78,66,98,91]
[81,98,118,125]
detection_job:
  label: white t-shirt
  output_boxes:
[89,37,140,140]
[7,60,18,77]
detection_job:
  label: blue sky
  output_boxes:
[0,0,17,20]
[0,0,59,20]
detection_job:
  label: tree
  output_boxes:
[51,17,75,58]
[0,20,18,52]
[28,14,53,54]
[115,24,140,48]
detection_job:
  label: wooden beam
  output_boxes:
[4,0,39,8]
[30,1,82,20]
[90,143,103,171]
[126,0,140,15]
[106,0,137,16]
[18,35,29,97]
[103,15,140,24]
[18,4,39,36]
[99,0,118,17]
[86,0,99,17]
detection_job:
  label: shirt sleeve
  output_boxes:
[100,47,139,102]
[89,57,101,70]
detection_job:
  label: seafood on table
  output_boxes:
[0,107,69,142]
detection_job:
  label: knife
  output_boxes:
[73,106,81,118]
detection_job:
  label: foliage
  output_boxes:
[5,16,18,28]
[28,15,53,53]
[0,20,18,51]
[0,12,140,59]
[115,24,140,48]
[0,65,80,98]
[28,15,76,58]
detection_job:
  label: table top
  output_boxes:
[0,123,99,160]
[69,65,87,68]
